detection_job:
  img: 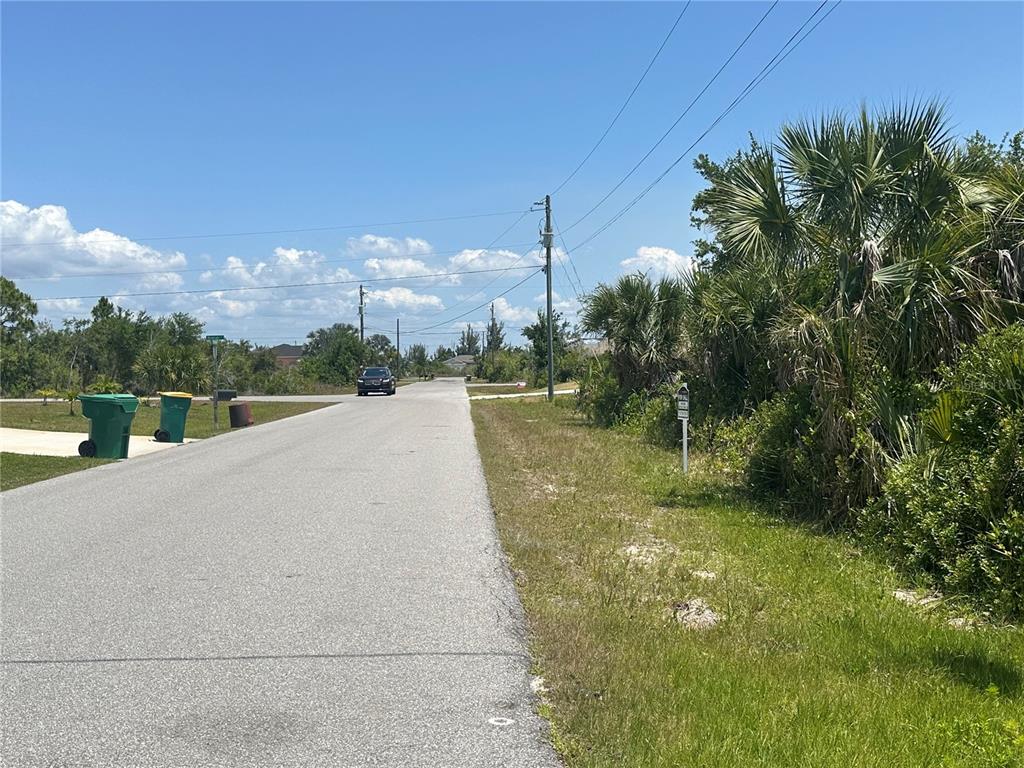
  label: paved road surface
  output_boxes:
[1,380,558,767]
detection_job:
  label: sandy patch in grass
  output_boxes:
[669,598,722,630]
[619,538,677,567]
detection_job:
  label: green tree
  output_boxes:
[407,344,429,377]
[0,277,38,340]
[581,273,686,393]
[485,312,505,355]
[688,101,1024,517]
[455,325,481,356]
[0,277,39,396]
[302,323,370,385]
[522,310,575,385]
[366,333,395,365]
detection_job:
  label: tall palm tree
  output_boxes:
[581,273,686,392]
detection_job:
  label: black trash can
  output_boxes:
[228,401,254,428]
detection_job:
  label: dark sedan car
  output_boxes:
[357,367,397,396]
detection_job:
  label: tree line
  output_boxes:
[1,278,582,399]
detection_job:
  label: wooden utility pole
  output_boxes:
[543,194,554,402]
[396,317,401,375]
[359,285,365,342]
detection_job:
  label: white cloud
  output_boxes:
[367,286,443,312]
[620,246,692,277]
[535,290,580,318]
[448,246,543,273]
[1,200,186,283]
[492,296,536,324]
[199,247,357,288]
[347,234,433,258]
[363,257,435,279]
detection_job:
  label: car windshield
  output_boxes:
[363,368,389,377]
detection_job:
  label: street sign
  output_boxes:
[205,334,225,341]
[676,382,690,474]
[676,383,689,421]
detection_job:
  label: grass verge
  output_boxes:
[0,401,330,439]
[472,398,1024,768]
[1,452,112,491]
[467,383,578,397]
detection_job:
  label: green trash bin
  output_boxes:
[77,393,140,459]
[154,391,193,443]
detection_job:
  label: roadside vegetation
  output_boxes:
[0,281,461,398]
[575,104,1023,619]
[473,397,1024,767]
[0,452,112,491]
[0,400,329,439]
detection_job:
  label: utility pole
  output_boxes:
[543,194,554,402]
[490,302,496,369]
[396,317,401,375]
[358,285,365,342]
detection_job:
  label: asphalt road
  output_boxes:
[1,379,559,767]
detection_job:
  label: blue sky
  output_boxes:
[2,1,1022,350]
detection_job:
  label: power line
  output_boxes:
[4,242,537,282]
[552,214,585,299]
[410,206,542,325]
[560,0,780,236]
[551,1,692,195]
[408,269,542,333]
[32,265,540,303]
[568,0,839,253]
[0,209,529,248]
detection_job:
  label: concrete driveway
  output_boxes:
[0,426,195,458]
[1,379,558,767]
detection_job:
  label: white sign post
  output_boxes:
[676,382,690,474]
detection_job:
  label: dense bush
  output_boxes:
[576,356,628,427]
[476,348,530,383]
[617,386,680,448]
[862,325,1024,616]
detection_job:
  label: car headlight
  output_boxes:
[357,378,365,383]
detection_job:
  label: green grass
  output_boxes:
[467,383,577,397]
[0,400,330,439]
[472,398,1024,768]
[1,452,112,491]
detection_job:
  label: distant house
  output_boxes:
[271,343,304,368]
[443,354,476,371]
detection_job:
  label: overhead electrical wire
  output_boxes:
[407,205,542,327]
[32,264,540,303]
[407,268,542,334]
[551,0,692,195]
[560,0,781,236]
[568,0,840,253]
[0,209,530,248]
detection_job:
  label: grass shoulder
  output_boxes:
[1,452,112,491]
[467,382,577,397]
[471,397,1024,768]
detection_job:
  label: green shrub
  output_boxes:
[576,355,627,427]
[618,386,680,448]
[715,388,830,516]
[261,367,317,395]
[86,374,122,394]
[862,326,1024,617]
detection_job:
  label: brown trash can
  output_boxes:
[228,401,254,428]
